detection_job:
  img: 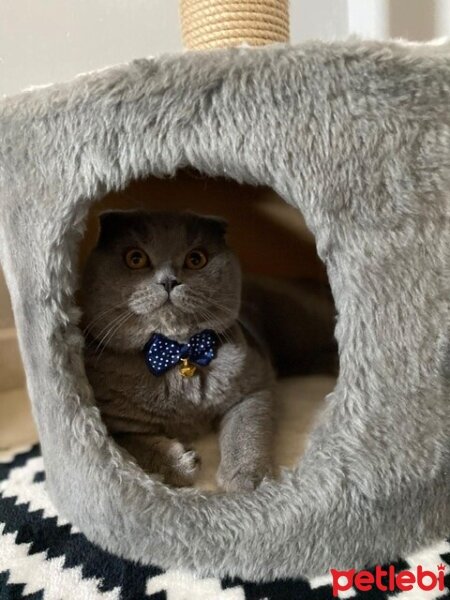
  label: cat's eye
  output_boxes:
[124,248,150,270]
[184,248,208,270]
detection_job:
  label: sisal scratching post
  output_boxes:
[180,0,289,50]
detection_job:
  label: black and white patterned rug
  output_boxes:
[1,446,449,599]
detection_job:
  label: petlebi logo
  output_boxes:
[331,563,446,596]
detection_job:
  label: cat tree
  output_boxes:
[0,0,448,580]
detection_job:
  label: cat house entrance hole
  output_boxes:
[79,170,338,490]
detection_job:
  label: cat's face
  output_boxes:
[81,210,241,351]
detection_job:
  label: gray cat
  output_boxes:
[81,210,276,491]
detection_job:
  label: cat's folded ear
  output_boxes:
[97,211,125,247]
[97,210,143,247]
[195,214,229,238]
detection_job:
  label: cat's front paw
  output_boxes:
[217,464,271,492]
[163,441,201,487]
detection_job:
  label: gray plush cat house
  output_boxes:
[0,39,449,581]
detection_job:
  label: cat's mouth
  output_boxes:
[164,289,190,310]
[132,296,184,315]
[129,289,176,314]
[162,295,187,312]
[128,287,198,317]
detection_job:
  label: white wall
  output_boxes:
[1,0,450,97]
[0,0,182,96]
[0,0,449,327]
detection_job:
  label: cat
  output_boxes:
[81,210,276,491]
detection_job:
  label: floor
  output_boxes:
[0,387,38,452]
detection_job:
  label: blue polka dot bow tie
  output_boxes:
[144,330,220,378]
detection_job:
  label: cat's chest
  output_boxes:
[147,342,246,408]
[86,342,246,412]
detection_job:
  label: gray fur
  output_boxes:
[81,210,275,489]
[0,40,448,580]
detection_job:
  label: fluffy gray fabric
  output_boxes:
[0,40,448,580]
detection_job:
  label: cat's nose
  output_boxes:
[161,278,180,293]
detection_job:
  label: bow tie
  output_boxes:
[144,330,220,377]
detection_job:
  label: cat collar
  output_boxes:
[144,330,220,377]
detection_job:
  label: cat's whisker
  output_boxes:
[94,312,135,362]
[194,300,238,321]
[100,312,133,346]
[194,308,235,344]
[92,311,134,354]
[186,291,239,316]
[95,319,132,362]
[90,311,130,347]
[82,300,129,335]
[188,288,237,303]
[198,304,238,324]
[191,306,233,321]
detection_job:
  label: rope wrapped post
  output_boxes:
[180,0,290,50]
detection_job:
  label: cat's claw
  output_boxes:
[164,441,201,487]
[217,465,271,492]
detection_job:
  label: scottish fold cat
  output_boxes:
[82,210,275,491]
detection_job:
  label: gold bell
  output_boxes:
[179,358,197,377]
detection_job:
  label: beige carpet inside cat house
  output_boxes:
[0,0,448,582]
